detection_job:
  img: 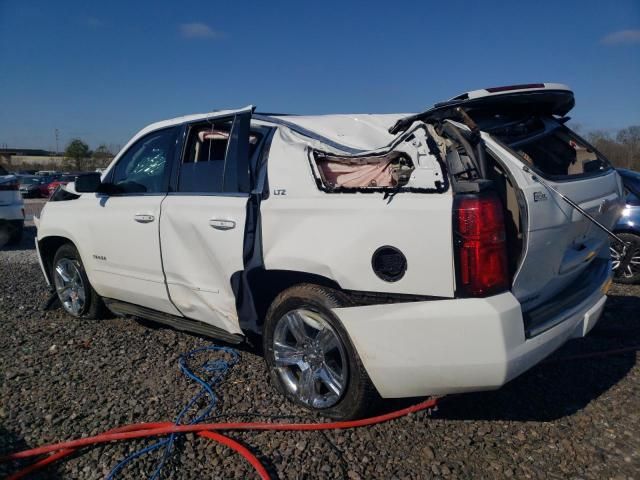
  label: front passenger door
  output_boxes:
[82,126,182,316]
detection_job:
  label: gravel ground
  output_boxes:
[1,221,639,479]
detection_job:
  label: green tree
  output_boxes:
[64,139,91,171]
[587,126,640,171]
[92,144,114,168]
[587,131,630,169]
[616,126,640,170]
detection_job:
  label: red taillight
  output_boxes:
[453,193,509,297]
[0,181,18,191]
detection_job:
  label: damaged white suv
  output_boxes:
[36,84,624,418]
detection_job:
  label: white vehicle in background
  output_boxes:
[35,84,624,418]
[0,166,25,245]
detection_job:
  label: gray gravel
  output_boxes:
[1,224,639,479]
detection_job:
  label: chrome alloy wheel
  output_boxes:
[272,309,348,409]
[611,244,640,279]
[53,258,87,316]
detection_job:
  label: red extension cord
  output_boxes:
[3,344,638,479]
[1,398,439,479]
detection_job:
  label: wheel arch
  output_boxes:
[233,269,342,336]
[38,235,76,284]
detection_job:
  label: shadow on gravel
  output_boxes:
[0,426,63,479]
[0,225,37,252]
[435,293,639,422]
[131,292,640,424]
[131,317,262,355]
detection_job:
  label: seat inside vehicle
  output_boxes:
[179,124,232,192]
[179,122,262,193]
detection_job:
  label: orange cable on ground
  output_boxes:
[2,398,439,479]
[5,343,637,478]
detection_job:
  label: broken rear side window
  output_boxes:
[314,151,413,190]
[309,124,449,193]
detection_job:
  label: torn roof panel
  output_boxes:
[127,111,418,156]
[266,113,411,151]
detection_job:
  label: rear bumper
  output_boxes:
[335,277,609,398]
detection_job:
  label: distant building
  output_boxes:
[0,148,64,168]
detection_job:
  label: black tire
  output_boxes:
[263,284,378,419]
[52,243,105,319]
[611,233,640,284]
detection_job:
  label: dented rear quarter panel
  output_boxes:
[261,128,456,298]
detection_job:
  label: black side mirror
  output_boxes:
[74,172,102,193]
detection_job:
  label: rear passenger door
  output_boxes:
[160,108,255,335]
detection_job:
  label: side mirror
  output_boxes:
[74,172,102,193]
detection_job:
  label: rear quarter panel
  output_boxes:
[260,129,456,298]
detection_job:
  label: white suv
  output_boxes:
[0,166,25,246]
[35,84,624,418]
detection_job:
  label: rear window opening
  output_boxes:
[516,128,606,176]
[489,117,611,178]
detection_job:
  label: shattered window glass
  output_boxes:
[112,127,178,193]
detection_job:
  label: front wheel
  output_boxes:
[263,284,378,419]
[52,243,105,318]
[611,233,640,284]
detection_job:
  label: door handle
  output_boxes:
[134,214,155,223]
[209,219,236,230]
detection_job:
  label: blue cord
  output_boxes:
[106,345,239,480]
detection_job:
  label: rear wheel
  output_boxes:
[263,284,378,419]
[52,243,105,318]
[611,233,640,284]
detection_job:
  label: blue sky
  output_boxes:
[1,0,639,151]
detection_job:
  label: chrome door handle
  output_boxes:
[134,214,155,223]
[209,219,236,230]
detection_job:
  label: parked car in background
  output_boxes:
[611,168,640,284]
[35,170,61,177]
[0,165,25,245]
[36,84,623,419]
[18,175,58,198]
[47,173,80,197]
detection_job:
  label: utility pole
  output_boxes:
[54,129,60,156]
